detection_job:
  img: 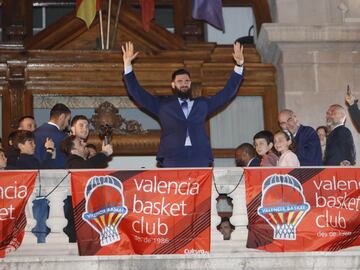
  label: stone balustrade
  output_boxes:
[3,168,360,270]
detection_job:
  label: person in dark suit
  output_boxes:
[235,143,260,167]
[278,109,323,166]
[34,103,71,169]
[61,135,113,169]
[122,41,244,167]
[13,130,56,170]
[345,92,360,130]
[5,116,37,167]
[324,104,356,166]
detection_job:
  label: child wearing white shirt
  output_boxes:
[274,130,300,167]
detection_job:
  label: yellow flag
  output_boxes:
[76,0,99,28]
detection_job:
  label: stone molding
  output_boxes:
[257,23,360,63]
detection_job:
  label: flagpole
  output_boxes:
[111,0,122,49]
[99,10,105,50]
[106,0,112,50]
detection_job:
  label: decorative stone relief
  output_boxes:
[90,101,147,135]
[33,96,137,109]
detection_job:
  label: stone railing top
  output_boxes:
[257,23,360,63]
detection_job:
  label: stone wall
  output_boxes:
[258,1,360,162]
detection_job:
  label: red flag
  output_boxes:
[0,171,37,258]
[139,0,155,32]
[71,169,212,255]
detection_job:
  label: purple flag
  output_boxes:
[192,0,225,31]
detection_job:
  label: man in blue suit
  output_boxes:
[34,103,71,169]
[324,104,356,166]
[278,109,323,166]
[122,41,244,167]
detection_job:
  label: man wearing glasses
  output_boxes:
[278,109,322,166]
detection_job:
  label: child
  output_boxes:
[0,148,7,170]
[274,130,300,167]
[14,130,56,169]
[253,130,279,167]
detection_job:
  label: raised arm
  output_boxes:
[345,92,360,129]
[207,42,244,114]
[122,41,160,115]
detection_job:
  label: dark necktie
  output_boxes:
[181,100,189,118]
[181,100,190,139]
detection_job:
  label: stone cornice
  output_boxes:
[257,23,360,64]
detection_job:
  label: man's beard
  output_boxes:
[174,86,193,100]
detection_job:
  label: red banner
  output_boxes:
[71,169,212,255]
[0,171,37,258]
[245,167,360,252]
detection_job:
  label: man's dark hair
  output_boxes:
[71,115,89,127]
[236,143,257,157]
[13,130,34,147]
[50,103,71,119]
[253,130,274,145]
[61,135,76,156]
[171,69,191,81]
[8,130,18,144]
[18,115,35,126]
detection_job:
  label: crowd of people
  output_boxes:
[235,96,359,167]
[0,103,113,170]
[0,41,358,170]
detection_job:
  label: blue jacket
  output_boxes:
[124,71,243,167]
[34,123,68,169]
[324,125,356,166]
[294,125,323,166]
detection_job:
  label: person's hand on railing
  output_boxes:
[340,160,351,166]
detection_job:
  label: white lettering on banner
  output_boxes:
[313,177,360,191]
[315,210,346,229]
[133,194,188,216]
[0,182,28,199]
[131,173,207,240]
[133,176,200,195]
[0,205,15,220]
[313,175,360,231]
[132,216,168,235]
[0,181,28,221]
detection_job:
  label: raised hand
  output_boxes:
[45,137,54,149]
[345,92,356,106]
[232,42,244,66]
[121,41,139,68]
[102,141,113,156]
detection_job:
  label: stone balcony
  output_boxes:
[2,168,360,270]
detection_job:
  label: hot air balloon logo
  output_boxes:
[257,174,310,240]
[82,175,128,246]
